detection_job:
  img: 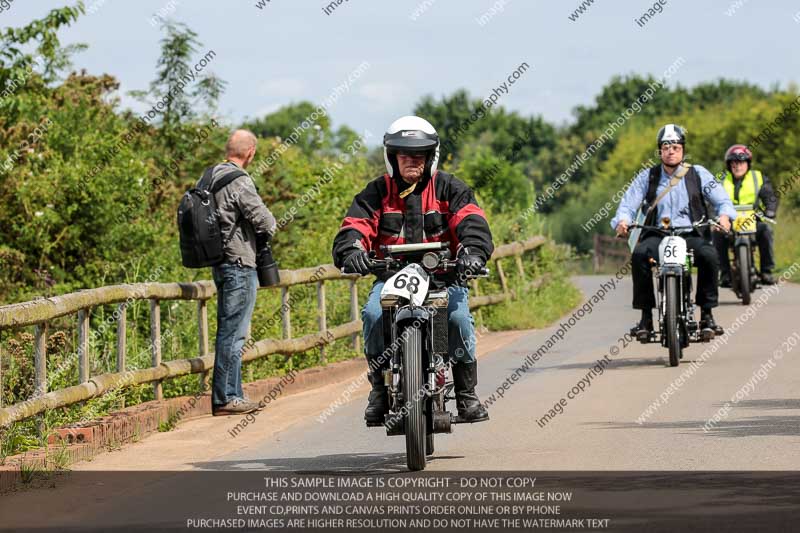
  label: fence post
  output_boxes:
[34,323,47,397]
[593,234,601,273]
[197,300,210,390]
[471,280,484,329]
[116,303,127,373]
[515,254,526,280]
[150,299,162,400]
[281,287,291,339]
[78,309,90,383]
[34,322,47,434]
[317,281,327,365]
[496,259,509,295]
[350,279,360,352]
[246,322,253,383]
[0,330,4,408]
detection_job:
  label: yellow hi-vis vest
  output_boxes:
[723,169,763,207]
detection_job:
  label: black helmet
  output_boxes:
[656,124,686,147]
[383,115,440,179]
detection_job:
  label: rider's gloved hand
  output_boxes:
[343,249,371,275]
[765,210,776,219]
[457,249,485,278]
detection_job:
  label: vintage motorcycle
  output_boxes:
[725,206,776,305]
[347,241,487,471]
[629,218,724,366]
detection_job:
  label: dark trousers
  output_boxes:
[632,233,719,310]
[713,222,775,277]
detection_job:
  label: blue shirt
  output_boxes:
[610,164,737,229]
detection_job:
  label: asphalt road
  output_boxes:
[2,275,799,531]
[202,275,800,472]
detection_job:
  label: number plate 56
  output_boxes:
[658,236,687,266]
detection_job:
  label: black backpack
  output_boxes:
[177,165,246,268]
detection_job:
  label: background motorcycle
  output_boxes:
[726,207,777,305]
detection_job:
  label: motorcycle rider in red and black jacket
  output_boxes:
[332,115,493,424]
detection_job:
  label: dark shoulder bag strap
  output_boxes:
[197,166,216,191]
[209,169,247,194]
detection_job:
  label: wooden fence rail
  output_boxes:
[0,236,546,428]
[593,233,630,273]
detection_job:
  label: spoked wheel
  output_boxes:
[665,276,682,367]
[737,245,751,305]
[401,326,426,471]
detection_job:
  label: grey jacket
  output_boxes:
[203,161,277,268]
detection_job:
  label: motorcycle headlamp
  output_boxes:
[421,252,440,270]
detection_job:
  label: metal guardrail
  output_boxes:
[0,236,546,427]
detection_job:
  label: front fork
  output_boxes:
[384,318,452,435]
[733,235,757,285]
[385,317,448,411]
[656,251,695,346]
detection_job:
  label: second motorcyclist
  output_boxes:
[612,124,737,338]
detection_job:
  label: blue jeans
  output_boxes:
[211,263,258,406]
[361,281,477,366]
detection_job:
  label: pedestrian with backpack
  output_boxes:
[178,129,277,415]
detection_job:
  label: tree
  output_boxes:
[243,101,331,151]
[413,89,556,164]
[456,144,531,215]
[131,22,225,150]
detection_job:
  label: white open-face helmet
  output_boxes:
[656,124,686,147]
[383,115,440,178]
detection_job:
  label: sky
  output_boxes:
[4,1,800,144]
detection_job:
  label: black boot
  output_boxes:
[632,310,654,342]
[760,272,776,285]
[453,362,489,423]
[364,370,388,425]
[700,309,724,336]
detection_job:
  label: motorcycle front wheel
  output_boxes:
[737,244,751,305]
[402,325,426,471]
[665,275,682,367]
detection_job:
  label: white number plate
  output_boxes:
[381,264,430,307]
[658,236,687,266]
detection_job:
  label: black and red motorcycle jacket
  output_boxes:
[332,170,494,283]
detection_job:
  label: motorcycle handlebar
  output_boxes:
[628,218,730,235]
[342,258,490,279]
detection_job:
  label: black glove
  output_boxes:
[457,251,485,278]
[765,210,776,219]
[343,249,371,275]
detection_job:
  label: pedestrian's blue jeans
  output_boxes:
[361,281,477,365]
[211,263,258,406]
